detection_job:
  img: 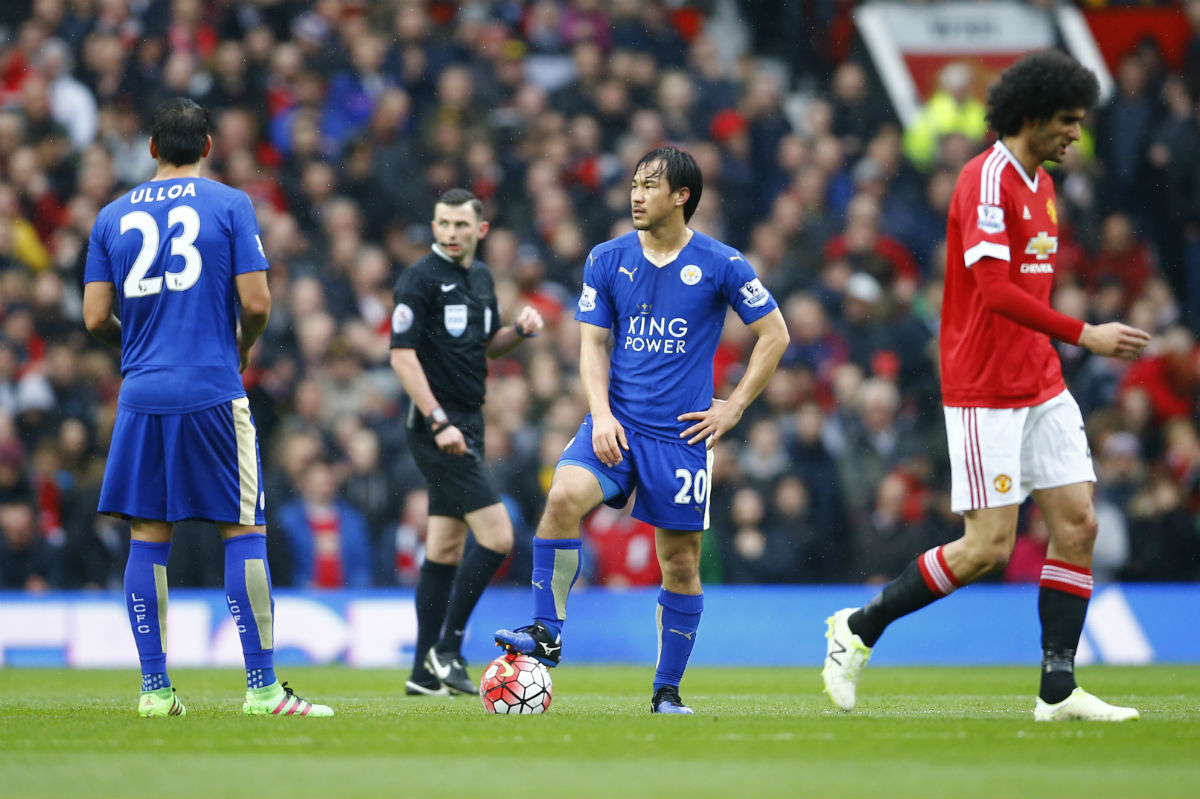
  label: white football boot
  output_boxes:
[822,608,872,712]
[1034,687,1139,722]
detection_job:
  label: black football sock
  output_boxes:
[851,548,961,648]
[437,544,508,657]
[412,559,456,681]
[1037,560,1093,704]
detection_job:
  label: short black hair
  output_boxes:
[150,98,210,166]
[435,188,483,220]
[986,51,1099,138]
[634,146,703,222]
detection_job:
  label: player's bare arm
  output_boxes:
[1077,322,1151,360]
[82,280,122,348]
[234,270,270,373]
[485,306,545,358]
[678,307,789,448]
[390,348,468,456]
[579,320,628,467]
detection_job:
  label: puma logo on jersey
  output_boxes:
[531,579,545,590]
[729,255,743,261]
[618,266,639,282]
[667,628,694,640]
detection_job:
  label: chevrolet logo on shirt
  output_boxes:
[1024,231,1058,260]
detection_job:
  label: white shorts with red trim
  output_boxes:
[944,389,1095,513]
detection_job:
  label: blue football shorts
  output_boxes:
[558,414,712,532]
[99,397,266,525]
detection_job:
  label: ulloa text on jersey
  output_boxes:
[623,313,688,354]
[130,182,198,204]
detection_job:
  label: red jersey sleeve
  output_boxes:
[956,166,1012,268]
[971,257,1085,344]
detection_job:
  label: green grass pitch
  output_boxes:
[2,665,1198,798]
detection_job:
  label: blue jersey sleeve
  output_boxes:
[83,213,113,285]
[229,192,269,275]
[720,252,777,325]
[574,248,615,329]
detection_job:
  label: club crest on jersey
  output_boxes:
[1046,198,1057,225]
[976,204,1005,234]
[680,264,702,285]
[392,303,414,334]
[738,278,770,308]
[444,304,468,337]
[579,283,597,312]
[1025,231,1057,260]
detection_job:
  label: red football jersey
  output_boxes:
[941,142,1067,408]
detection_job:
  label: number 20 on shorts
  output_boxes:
[673,468,708,505]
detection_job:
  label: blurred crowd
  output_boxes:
[0,0,1198,594]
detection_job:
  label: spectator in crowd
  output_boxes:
[902,62,987,172]
[276,459,371,589]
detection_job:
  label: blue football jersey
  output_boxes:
[84,177,269,413]
[575,230,778,440]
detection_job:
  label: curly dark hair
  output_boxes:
[985,51,1099,138]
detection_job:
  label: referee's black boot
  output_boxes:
[425,649,475,695]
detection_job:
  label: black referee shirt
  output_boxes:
[390,245,502,410]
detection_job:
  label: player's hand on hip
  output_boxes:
[515,306,545,337]
[434,425,469,456]
[678,398,743,449]
[591,412,629,467]
[1078,322,1151,360]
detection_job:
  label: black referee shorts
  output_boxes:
[408,409,502,518]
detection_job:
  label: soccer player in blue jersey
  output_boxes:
[496,146,789,713]
[82,98,332,718]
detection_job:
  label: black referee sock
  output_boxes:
[437,544,508,657]
[851,558,943,648]
[412,559,457,682]
[1038,586,1089,704]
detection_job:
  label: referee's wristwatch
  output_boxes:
[426,406,450,434]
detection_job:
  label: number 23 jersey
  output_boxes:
[575,230,777,440]
[84,177,269,413]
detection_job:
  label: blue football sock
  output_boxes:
[531,537,582,639]
[224,533,277,689]
[125,540,172,691]
[654,589,703,693]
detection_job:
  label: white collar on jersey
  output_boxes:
[992,140,1039,194]
[431,243,456,263]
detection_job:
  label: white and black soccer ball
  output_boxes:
[479,653,553,714]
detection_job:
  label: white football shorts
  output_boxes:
[944,389,1096,513]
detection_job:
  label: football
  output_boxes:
[479,652,553,714]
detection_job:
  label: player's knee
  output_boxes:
[543,482,589,530]
[1055,508,1098,556]
[489,526,515,555]
[658,549,699,586]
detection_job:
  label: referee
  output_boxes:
[390,188,544,696]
